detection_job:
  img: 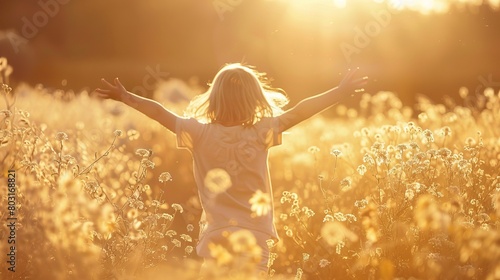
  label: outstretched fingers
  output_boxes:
[353,76,369,86]
[92,86,111,97]
[100,78,116,90]
[339,67,368,93]
[95,77,127,100]
[94,88,111,93]
[354,76,368,92]
[339,69,354,86]
[94,92,108,99]
[344,67,359,82]
[113,77,126,91]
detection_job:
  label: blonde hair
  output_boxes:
[185,63,289,126]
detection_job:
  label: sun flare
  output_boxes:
[284,0,499,14]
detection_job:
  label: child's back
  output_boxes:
[95,62,367,277]
[178,117,282,274]
[177,117,280,239]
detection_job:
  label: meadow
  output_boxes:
[0,59,499,279]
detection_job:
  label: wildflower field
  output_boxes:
[1,59,499,280]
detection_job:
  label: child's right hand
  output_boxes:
[337,68,368,94]
[94,78,128,102]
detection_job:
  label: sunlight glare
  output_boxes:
[488,0,500,9]
[284,0,499,14]
[382,0,450,14]
[332,0,346,8]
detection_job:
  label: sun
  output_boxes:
[282,0,499,15]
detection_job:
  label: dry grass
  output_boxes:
[0,60,499,279]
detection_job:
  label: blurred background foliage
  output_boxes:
[0,0,499,107]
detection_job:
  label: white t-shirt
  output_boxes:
[176,117,281,241]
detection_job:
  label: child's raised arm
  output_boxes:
[94,78,180,133]
[278,68,368,132]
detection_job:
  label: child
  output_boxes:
[95,63,367,277]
